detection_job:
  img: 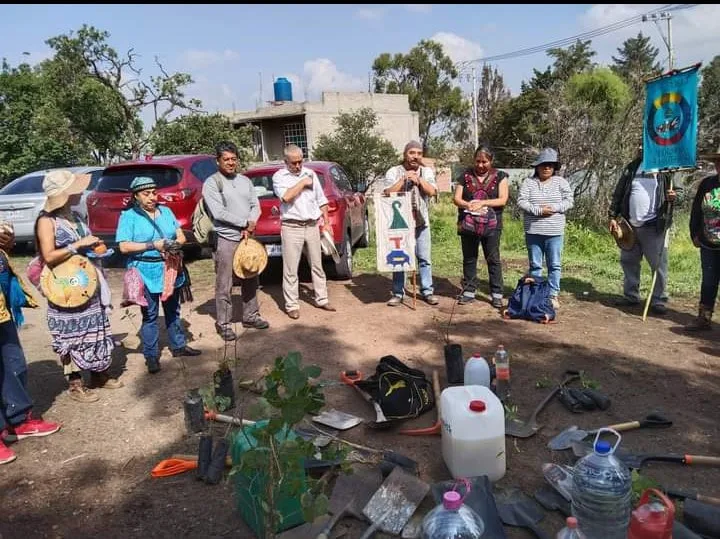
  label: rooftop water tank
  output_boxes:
[273,77,293,102]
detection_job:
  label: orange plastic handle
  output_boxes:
[340,370,362,386]
[151,458,198,478]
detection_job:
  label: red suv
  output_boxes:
[87,154,217,247]
[243,161,369,279]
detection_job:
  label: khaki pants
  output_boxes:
[281,221,328,312]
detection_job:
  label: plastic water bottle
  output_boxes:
[464,353,491,388]
[571,429,632,539]
[493,345,510,402]
[557,516,587,539]
[421,481,484,539]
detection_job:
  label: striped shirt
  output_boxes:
[517,175,574,236]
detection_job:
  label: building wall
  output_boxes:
[304,92,419,158]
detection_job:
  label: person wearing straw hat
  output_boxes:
[517,148,574,309]
[35,170,121,402]
[203,141,269,340]
[608,146,681,315]
[685,144,720,331]
[0,225,61,464]
[116,176,201,374]
[273,144,336,320]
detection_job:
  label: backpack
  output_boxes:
[504,275,556,324]
[354,355,435,421]
[192,175,225,245]
[458,170,499,237]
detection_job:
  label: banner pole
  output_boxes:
[412,270,417,310]
[643,178,674,322]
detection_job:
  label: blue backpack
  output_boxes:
[504,276,556,324]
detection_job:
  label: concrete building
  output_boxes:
[226,91,420,162]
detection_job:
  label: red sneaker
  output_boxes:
[10,412,61,440]
[0,438,16,465]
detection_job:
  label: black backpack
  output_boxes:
[355,355,435,420]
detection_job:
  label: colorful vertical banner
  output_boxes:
[374,193,416,273]
[641,64,700,172]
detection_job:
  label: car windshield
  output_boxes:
[247,172,325,198]
[96,166,182,192]
[0,175,45,195]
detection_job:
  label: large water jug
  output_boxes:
[421,480,484,539]
[440,385,506,481]
[464,353,491,388]
[571,428,632,539]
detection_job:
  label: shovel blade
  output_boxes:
[548,426,590,451]
[505,418,540,438]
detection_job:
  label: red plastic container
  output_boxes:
[628,488,675,539]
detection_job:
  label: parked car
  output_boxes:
[86,154,217,247]
[0,166,104,247]
[243,160,369,279]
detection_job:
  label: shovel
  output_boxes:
[547,412,672,451]
[683,499,720,539]
[312,408,364,430]
[571,440,720,470]
[494,487,551,539]
[362,466,430,536]
[533,486,570,517]
[341,370,405,430]
[506,371,580,438]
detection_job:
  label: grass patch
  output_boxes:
[354,194,700,299]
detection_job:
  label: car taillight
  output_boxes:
[159,188,194,202]
[327,200,339,213]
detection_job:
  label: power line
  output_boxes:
[455,4,698,72]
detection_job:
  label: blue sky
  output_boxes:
[2,4,718,126]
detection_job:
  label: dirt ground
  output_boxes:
[1,258,719,539]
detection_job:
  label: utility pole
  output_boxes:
[642,11,674,70]
[471,66,478,148]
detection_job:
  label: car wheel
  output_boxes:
[332,231,353,280]
[356,212,370,248]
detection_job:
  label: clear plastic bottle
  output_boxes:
[557,516,587,539]
[493,345,510,402]
[421,489,485,539]
[464,353,491,387]
[571,429,632,539]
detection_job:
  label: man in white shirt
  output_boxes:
[272,145,336,319]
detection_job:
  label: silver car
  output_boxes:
[0,166,104,246]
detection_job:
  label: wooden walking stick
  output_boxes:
[412,270,417,310]
[643,176,674,322]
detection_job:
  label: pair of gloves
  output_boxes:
[557,385,611,413]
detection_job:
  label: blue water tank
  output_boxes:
[273,77,293,102]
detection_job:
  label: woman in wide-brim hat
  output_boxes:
[34,170,121,403]
[517,148,574,310]
[686,145,720,331]
[116,176,200,374]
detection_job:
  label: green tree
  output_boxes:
[0,60,88,184]
[44,25,201,161]
[371,40,468,150]
[699,55,720,154]
[611,33,661,91]
[476,64,511,142]
[151,113,255,166]
[548,39,597,81]
[312,108,399,191]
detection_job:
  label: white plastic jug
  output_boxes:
[464,354,491,388]
[440,385,506,482]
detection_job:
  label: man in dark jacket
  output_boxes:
[608,148,681,314]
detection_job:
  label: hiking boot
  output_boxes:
[90,371,124,389]
[387,295,403,307]
[242,318,270,329]
[650,304,668,316]
[68,380,99,403]
[457,294,475,305]
[10,412,61,439]
[215,324,237,342]
[491,297,504,309]
[685,304,713,332]
[0,439,16,465]
[171,346,202,357]
[423,294,440,306]
[146,358,161,374]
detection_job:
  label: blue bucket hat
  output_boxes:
[130,176,157,193]
[531,148,561,168]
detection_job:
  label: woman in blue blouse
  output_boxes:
[116,177,200,374]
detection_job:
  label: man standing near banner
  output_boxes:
[383,141,439,306]
[608,146,681,314]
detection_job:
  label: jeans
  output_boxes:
[620,224,668,306]
[392,225,434,297]
[700,248,720,309]
[0,321,32,430]
[526,234,564,297]
[140,287,186,363]
[460,231,504,298]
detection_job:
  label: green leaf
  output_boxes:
[304,365,322,379]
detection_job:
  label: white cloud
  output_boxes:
[354,7,385,20]
[430,32,483,64]
[302,59,366,98]
[403,4,432,14]
[181,49,239,70]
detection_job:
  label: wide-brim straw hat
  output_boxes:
[40,254,98,308]
[611,216,636,251]
[699,143,720,161]
[43,170,91,213]
[320,229,341,263]
[233,238,268,279]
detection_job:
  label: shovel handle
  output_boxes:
[685,455,720,466]
[607,421,641,432]
[605,414,673,433]
[399,370,441,436]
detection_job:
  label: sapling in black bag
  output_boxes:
[355,355,435,420]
